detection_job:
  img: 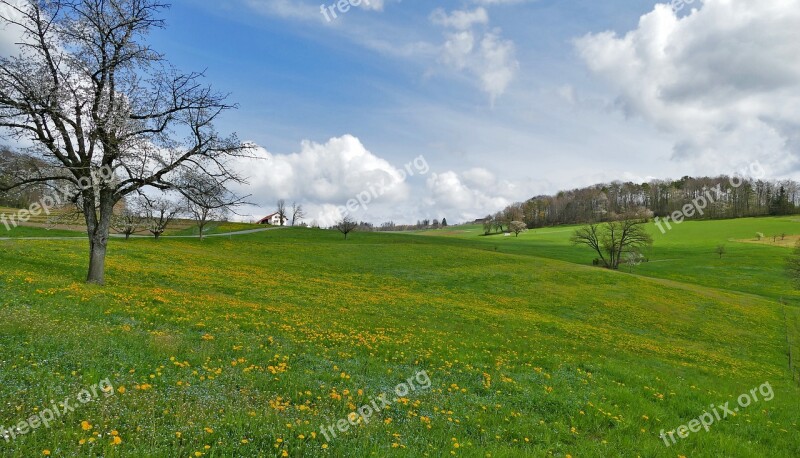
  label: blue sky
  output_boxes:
[24,0,796,225]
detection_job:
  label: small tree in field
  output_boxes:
[141,195,181,240]
[335,216,357,240]
[112,208,143,240]
[180,172,244,241]
[291,202,305,227]
[571,210,653,270]
[510,221,526,237]
[482,216,494,235]
[715,244,727,259]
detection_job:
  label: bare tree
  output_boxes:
[111,206,143,240]
[715,244,727,259]
[179,171,244,240]
[571,211,653,269]
[335,215,357,240]
[141,195,180,240]
[290,202,305,227]
[0,0,251,284]
[277,199,289,226]
[510,221,526,237]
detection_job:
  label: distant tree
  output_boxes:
[625,250,644,272]
[510,221,526,237]
[770,185,791,215]
[493,211,506,233]
[432,219,440,229]
[141,196,181,240]
[571,211,653,269]
[180,172,244,240]
[504,203,524,223]
[715,244,727,259]
[756,232,765,241]
[422,219,431,228]
[291,202,305,227]
[781,233,788,241]
[442,218,448,227]
[482,216,494,235]
[111,207,143,240]
[276,200,288,226]
[335,216,358,240]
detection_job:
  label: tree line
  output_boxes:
[488,175,800,231]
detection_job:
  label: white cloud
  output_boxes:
[229,135,531,225]
[244,0,385,24]
[233,135,409,202]
[359,0,385,12]
[0,1,34,56]
[424,167,531,222]
[575,0,800,175]
[433,8,519,102]
[473,0,535,4]
[230,135,421,225]
[431,7,489,30]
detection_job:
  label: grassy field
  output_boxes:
[426,217,800,306]
[0,220,798,457]
[0,205,266,239]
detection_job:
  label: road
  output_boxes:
[0,226,285,241]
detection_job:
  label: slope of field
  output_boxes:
[0,228,798,457]
[426,217,800,306]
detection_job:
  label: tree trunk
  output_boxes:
[87,236,107,284]
[86,201,113,285]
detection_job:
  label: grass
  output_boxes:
[426,216,800,306]
[163,222,266,237]
[0,221,798,457]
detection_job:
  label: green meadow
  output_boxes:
[0,218,798,457]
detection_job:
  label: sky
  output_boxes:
[4,0,800,225]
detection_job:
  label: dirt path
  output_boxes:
[0,226,285,241]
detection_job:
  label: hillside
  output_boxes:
[1,223,798,457]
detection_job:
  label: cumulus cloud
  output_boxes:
[424,167,530,222]
[230,135,425,225]
[229,136,529,225]
[233,134,408,201]
[575,0,800,176]
[432,7,519,103]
